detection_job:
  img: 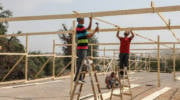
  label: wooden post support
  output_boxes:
[173,43,176,81]
[128,54,131,72]
[1,56,25,81]
[113,50,116,72]
[134,55,137,71]
[25,35,29,81]
[148,55,151,72]
[35,57,53,78]
[103,48,106,73]
[52,40,56,79]
[91,45,93,57]
[157,35,161,87]
[70,20,76,95]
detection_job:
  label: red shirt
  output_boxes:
[119,37,132,53]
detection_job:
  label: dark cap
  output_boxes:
[77,17,84,22]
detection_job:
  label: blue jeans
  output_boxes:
[74,49,87,81]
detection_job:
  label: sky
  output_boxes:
[0,0,180,56]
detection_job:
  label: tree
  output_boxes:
[0,5,26,81]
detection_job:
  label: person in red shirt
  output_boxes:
[116,29,135,77]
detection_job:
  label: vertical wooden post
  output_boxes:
[91,45,93,57]
[128,54,131,72]
[173,43,176,81]
[70,20,76,95]
[134,55,137,71]
[25,35,29,81]
[103,48,106,73]
[149,55,151,72]
[113,50,115,72]
[52,40,56,79]
[157,35,161,87]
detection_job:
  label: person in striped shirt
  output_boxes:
[74,17,99,83]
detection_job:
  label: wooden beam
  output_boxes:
[70,20,76,96]
[57,61,72,77]
[0,30,72,37]
[157,35,161,87]
[52,40,56,78]
[1,56,25,81]
[35,57,53,78]
[173,43,176,81]
[0,5,179,22]
[0,53,26,55]
[73,11,172,49]
[0,25,180,37]
[25,35,29,81]
[151,1,180,41]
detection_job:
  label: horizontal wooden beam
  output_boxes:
[0,25,180,37]
[95,48,180,51]
[99,25,180,32]
[0,5,179,22]
[0,30,72,37]
[0,53,26,55]
[89,42,180,46]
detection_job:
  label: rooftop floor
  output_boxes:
[0,72,179,100]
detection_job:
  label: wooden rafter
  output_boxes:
[73,11,171,49]
[151,1,180,41]
[0,25,179,37]
[0,5,179,22]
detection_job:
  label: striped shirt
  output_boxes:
[76,24,89,50]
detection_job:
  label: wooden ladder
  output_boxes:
[110,68,133,100]
[70,58,103,100]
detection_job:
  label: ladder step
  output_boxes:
[123,93,132,95]
[112,94,121,96]
[75,92,80,95]
[80,71,87,74]
[123,85,130,88]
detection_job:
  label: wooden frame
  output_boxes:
[0,5,179,22]
[0,4,178,91]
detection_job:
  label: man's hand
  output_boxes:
[87,17,92,30]
[89,17,92,21]
[95,26,99,32]
[129,28,135,39]
[117,28,120,32]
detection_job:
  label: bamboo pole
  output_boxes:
[173,43,176,81]
[0,5,179,22]
[0,53,26,55]
[91,45,93,57]
[70,20,76,95]
[0,79,25,85]
[74,11,172,49]
[35,57,53,78]
[0,31,72,37]
[103,48,106,73]
[113,50,116,72]
[55,55,73,58]
[134,55,137,71]
[151,1,180,41]
[56,41,180,47]
[157,35,160,87]
[1,56,25,81]
[0,25,180,38]
[25,35,29,81]
[52,40,56,79]
[57,61,72,77]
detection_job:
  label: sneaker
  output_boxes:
[78,80,86,84]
